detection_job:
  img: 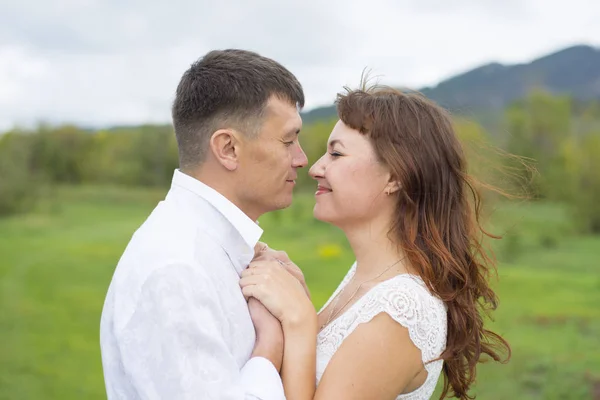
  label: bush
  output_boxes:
[0,132,47,216]
[572,133,600,233]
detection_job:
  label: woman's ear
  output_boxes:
[384,179,401,196]
[209,129,241,171]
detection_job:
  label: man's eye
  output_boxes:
[284,141,294,146]
[329,151,342,157]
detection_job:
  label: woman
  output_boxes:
[240,84,510,400]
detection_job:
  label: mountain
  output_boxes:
[301,44,600,124]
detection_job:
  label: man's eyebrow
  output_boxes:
[285,127,301,136]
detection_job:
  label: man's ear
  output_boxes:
[209,129,241,171]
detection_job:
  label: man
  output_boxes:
[100,49,308,399]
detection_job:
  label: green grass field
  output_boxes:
[1,186,598,399]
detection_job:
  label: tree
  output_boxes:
[0,131,46,215]
[504,90,573,200]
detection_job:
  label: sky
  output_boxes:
[1,0,599,130]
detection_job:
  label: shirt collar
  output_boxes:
[170,169,263,273]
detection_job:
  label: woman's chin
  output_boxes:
[313,206,337,225]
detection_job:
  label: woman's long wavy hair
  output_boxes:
[336,83,511,399]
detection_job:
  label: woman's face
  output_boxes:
[309,120,394,228]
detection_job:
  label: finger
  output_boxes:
[250,259,283,271]
[241,284,256,300]
[241,269,277,288]
[252,253,281,264]
[249,259,269,268]
[239,275,264,288]
[251,253,268,262]
[277,265,310,298]
[247,297,260,306]
[271,250,291,262]
[241,283,267,301]
[274,261,298,277]
[241,267,257,278]
[246,263,272,276]
[282,263,301,280]
[253,241,269,256]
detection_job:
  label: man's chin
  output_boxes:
[278,198,294,210]
[272,195,294,212]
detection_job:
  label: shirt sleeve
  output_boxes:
[241,357,286,400]
[116,263,286,400]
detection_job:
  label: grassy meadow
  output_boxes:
[0,185,599,399]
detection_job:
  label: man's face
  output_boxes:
[235,96,307,220]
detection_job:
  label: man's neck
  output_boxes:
[184,165,261,222]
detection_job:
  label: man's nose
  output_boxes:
[293,143,308,168]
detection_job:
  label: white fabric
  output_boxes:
[100,169,285,400]
[316,262,447,400]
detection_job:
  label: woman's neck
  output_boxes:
[342,216,408,280]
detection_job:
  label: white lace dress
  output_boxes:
[316,262,448,400]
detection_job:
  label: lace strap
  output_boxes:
[344,275,447,364]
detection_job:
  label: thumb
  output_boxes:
[254,241,269,257]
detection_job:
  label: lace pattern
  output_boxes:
[316,263,447,400]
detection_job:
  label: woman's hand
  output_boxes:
[240,258,316,331]
[254,242,311,299]
[246,244,318,400]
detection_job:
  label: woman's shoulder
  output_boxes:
[359,274,448,362]
[377,273,446,309]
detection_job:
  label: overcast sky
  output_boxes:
[1,0,599,130]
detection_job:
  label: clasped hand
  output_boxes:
[240,242,314,329]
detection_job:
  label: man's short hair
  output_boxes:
[171,49,305,169]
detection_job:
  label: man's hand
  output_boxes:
[248,297,284,373]
[253,242,311,299]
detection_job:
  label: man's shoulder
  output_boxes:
[121,200,225,269]
[134,202,195,242]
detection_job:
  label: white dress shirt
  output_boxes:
[100,169,286,400]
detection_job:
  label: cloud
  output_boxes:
[0,0,599,129]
